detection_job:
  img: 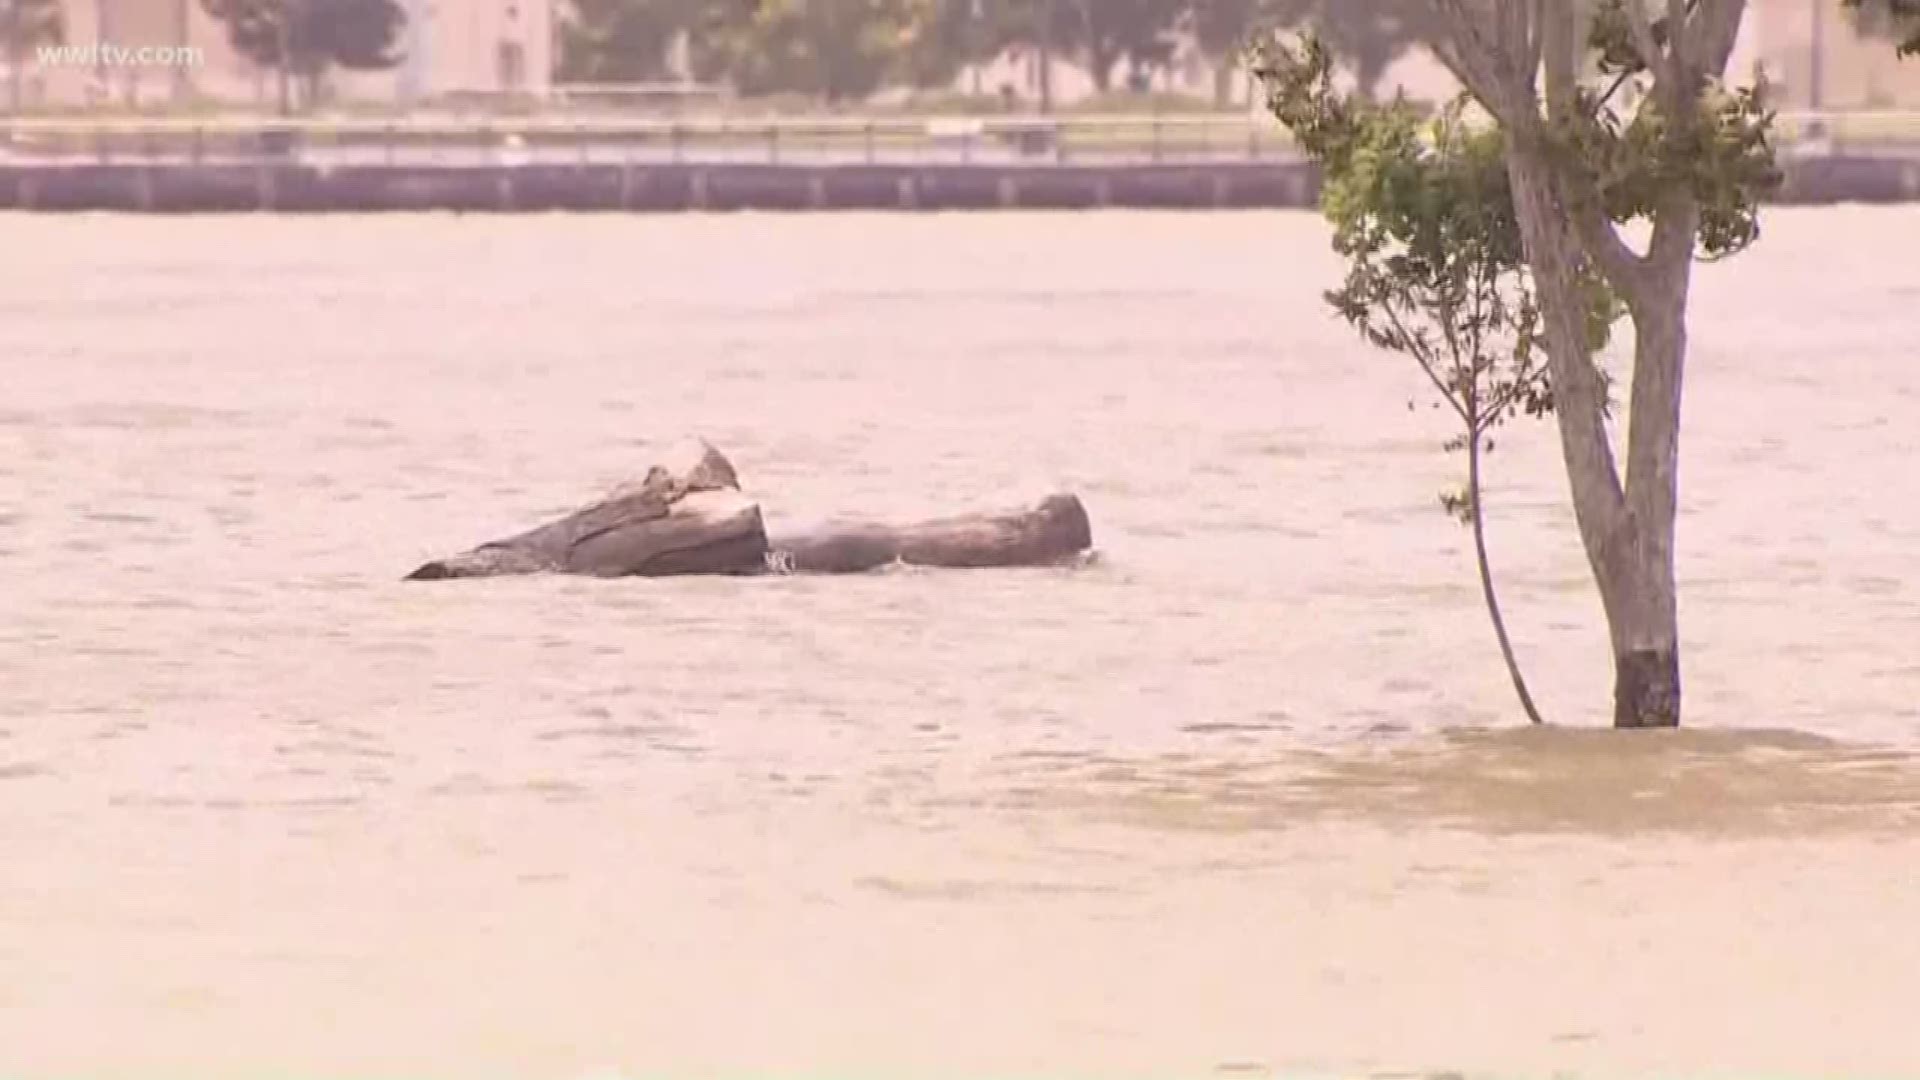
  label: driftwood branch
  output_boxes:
[405,440,769,580]
[405,440,1094,581]
[770,494,1093,574]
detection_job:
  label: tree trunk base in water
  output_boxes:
[405,440,1094,581]
[1613,648,1682,728]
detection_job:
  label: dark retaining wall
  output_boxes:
[0,154,1915,212]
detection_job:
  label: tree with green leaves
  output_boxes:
[200,0,406,114]
[2,0,63,113]
[687,0,919,102]
[1186,0,1270,104]
[1259,0,1437,100]
[1257,0,1792,728]
[1265,44,1562,724]
[1187,0,1435,105]
[560,0,698,82]
[1060,0,1183,93]
[1845,0,1920,54]
[1001,0,1077,108]
[1305,0,1437,100]
[888,0,1021,91]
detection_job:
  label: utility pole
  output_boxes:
[173,0,192,103]
[1038,0,1053,114]
[1809,0,1825,111]
[7,1,21,115]
[277,0,293,115]
[969,0,984,97]
[93,0,109,102]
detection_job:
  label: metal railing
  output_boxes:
[0,109,1915,168]
[1777,108,1920,149]
[0,113,1296,167]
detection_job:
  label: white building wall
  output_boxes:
[397,0,554,96]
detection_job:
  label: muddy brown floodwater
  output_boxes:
[3,210,1920,1079]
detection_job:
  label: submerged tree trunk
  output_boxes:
[1611,273,1691,728]
[1427,0,1742,728]
[769,494,1092,573]
[406,442,1095,582]
[1467,436,1545,725]
[405,441,769,580]
[1504,138,1686,730]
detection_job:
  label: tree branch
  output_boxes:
[1512,0,1543,76]
[1533,1,1649,298]
[1646,189,1702,271]
[1690,0,1748,75]
[1641,0,1742,275]
[1385,297,1475,427]
[1542,0,1578,121]
[1422,0,1544,137]
[1567,196,1650,297]
[1622,0,1685,108]
[1500,0,1539,71]
[1667,0,1691,69]
[1621,0,1663,67]
[1439,283,1475,411]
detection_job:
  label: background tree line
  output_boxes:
[558,0,1920,106]
[199,0,406,113]
[10,1,1913,114]
[558,0,1439,105]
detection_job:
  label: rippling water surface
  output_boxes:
[4,210,1920,1078]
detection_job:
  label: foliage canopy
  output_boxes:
[559,0,1435,102]
[200,0,407,78]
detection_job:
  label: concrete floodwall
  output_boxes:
[1,156,1914,212]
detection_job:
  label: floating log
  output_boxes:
[405,440,769,580]
[768,493,1093,573]
[404,440,1094,581]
